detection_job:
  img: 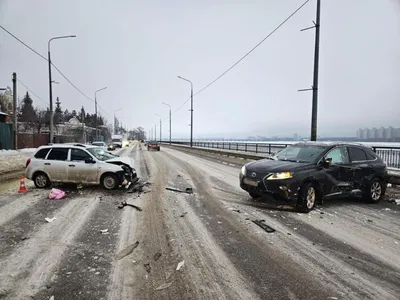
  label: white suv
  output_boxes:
[26,144,137,190]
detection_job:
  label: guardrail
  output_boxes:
[162,141,400,169]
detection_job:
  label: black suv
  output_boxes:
[239,142,388,212]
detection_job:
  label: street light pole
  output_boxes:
[114,108,122,135]
[48,35,76,144]
[155,114,162,142]
[94,87,107,140]
[177,76,193,147]
[162,102,171,144]
[154,122,157,141]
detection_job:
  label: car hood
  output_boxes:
[106,157,135,169]
[246,159,312,173]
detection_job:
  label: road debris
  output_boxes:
[384,208,391,211]
[166,187,193,194]
[49,296,55,300]
[367,219,373,223]
[176,260,185,271]
[116,241,140,260]
[49,188,66,200]
[128,180,151,193]
[144,263,151,273]
[155,282,173,291]
[165,271,172,280]
[217,221,223,224]
[389,199,400,205]
[154,252,162,261]
[180,212,188,218]
[117,201,142,211]
[252,220,276,233]
[45,217,56,223]
[100,229,109,234]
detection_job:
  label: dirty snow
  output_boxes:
[0,149,36,174]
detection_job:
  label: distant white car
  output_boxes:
[25,144,137,190]
[92,141,107,150]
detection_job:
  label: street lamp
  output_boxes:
[162,102,171,144]
[94,87,107,140]
[177,76,193,147]
[154,113,162,142]
[114,108,122,134]
[48,35,76,143]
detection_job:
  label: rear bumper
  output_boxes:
[240,175,299,202]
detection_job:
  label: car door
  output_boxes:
[68,148,99,184]
[44,148,69,182]
[322,146,352,196]
[348,146,374,188]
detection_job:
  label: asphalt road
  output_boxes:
[0,143,399,300]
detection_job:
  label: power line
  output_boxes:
[174,0,311,113]
[17,78,49,106]
[0,24,110,117]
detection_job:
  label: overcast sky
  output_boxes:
[1,0,399,139]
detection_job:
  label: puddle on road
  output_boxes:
[0,178,34,194]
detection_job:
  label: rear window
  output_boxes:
[364,149,377,161]
[47,148,69,161]
[34,148,50,159]
[349,147,367,162]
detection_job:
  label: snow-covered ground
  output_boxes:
[0,149,36,174]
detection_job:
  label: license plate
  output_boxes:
[244,178,258,187]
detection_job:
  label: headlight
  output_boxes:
[241,165,246,176]
[266,172,293,180]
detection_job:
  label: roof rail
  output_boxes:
[73,143,87,147]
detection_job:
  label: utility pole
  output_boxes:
[94,87,107,141]
[12,72,17,149]
[178,76,194,147]
[154,123,157,141]
[298,0,321,141]
[162,102,172,144]
[48,49,53,144]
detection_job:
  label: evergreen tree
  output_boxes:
[54,97,63,124]
[19,92,37,123]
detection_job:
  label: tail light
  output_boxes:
[26,158,31,168]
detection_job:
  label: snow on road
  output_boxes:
[0,143,399,299]
[0,148,36,174]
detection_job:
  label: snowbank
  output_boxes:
[0,149,36,174]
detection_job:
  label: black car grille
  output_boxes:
[246,171,270,181]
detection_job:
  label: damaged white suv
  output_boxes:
[26,144,137,190]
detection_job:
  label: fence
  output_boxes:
[0,123,13,150]
[165,141,400,169]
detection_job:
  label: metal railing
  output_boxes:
[163,141,400,169]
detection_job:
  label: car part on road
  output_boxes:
[155,282,173,291]
[389,199,400,205]
[116,241,140,260]
[165,187,193,194]
[176,260,185,271]
[100,229,108,234]
[154,252,162,261]
[45,217,56,223]
[117,201,143,211]
[144,263,151,273]
[252,219,276,233]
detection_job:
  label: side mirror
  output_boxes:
[85,158,95,164]
[321,157,332,168]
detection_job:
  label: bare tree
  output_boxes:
[34,108,46,133]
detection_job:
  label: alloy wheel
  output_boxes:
[371,181,382,201]
[35,174,47,188]
[306,187,316,209]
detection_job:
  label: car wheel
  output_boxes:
[33,172,50,189]
[101,173,119,190]
[366,179,385,203]
[249,192,260,199]
[297,182,317,213]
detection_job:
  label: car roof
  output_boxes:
[37,143,98,150]
[294,141,368,148]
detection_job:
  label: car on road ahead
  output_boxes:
[239,142,388,212]
[26,144,137,190]
[92,141,107,150]
[147,141,160,151]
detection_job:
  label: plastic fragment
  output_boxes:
[155,282,172,291]
[176,260,185,271]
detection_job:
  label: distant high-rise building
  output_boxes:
[356,128,363,139]
[378,127,386,139]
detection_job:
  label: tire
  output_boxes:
[249,192,260,199]
[101,173,119,190]
[33,172,50,189]
[297,182,317,213]
[365,179,385,203]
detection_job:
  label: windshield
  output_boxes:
[112,138,122,142]
[87,147,118,161]
[274,144,326,163]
